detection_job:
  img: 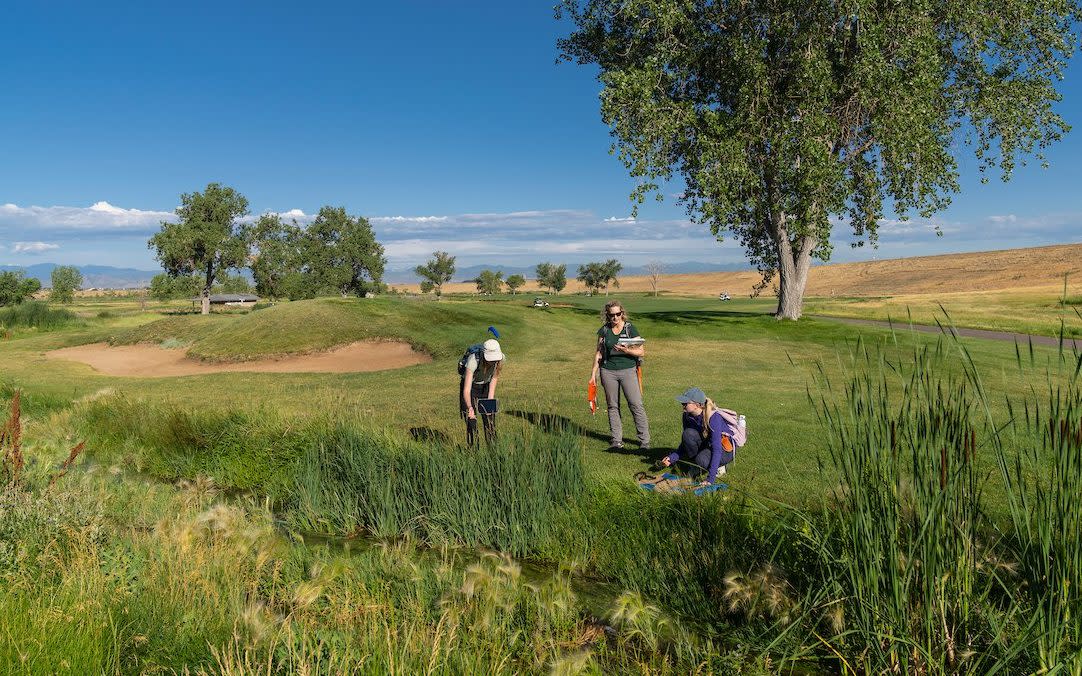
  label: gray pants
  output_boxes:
[600,367,650,447]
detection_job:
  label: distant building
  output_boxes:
[191,293,260,308]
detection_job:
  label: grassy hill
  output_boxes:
[403,242,1082,299]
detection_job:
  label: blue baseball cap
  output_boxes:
[675,387,707,405]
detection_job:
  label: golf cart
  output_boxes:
[718,292,731,301]
[532,297,550,308]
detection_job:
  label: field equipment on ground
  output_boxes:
[634,471,727,496]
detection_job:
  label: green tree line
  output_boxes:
[149,183,386,313]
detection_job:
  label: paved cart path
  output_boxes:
[816,316,1082,352]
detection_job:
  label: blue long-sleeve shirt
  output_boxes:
[667,410,734,483]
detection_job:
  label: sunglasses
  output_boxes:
[607,311,622,318]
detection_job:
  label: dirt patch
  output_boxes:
[46,341,430,377]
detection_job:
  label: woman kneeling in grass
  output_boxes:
[659,387,734,485]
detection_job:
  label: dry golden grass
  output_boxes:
[400,243,1082,299]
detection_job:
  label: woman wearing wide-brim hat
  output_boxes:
[460,338,504,446]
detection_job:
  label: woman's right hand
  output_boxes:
[588,373,596,386]
[467,407,476,420]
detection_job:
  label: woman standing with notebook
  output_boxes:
[589,300,650,449]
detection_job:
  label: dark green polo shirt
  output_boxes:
[597,322,641,371]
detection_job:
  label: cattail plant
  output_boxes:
[1,389,23,486]
[988,335,1082,671]
[813,338,999,674]
[290,426,584,555]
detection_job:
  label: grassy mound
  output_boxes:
[108,298,534,362]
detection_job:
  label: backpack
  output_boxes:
[716,408,747,449]
[457,344,485,376]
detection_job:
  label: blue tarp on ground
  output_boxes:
[637,472,727,495]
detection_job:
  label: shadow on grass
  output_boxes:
[641,309,771,323]
[564,305,771,325]
[506,409,664,466]
[409,426,453,445]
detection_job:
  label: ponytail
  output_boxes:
[701,397,717,439]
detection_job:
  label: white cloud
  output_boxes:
[12,241,60,254]
[371,215,449,223]
[0,201,175,234]
[987,214,1018,224]
[604,216,636,223]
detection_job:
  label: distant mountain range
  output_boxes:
[0,263,160,289]
[3,261,750,288]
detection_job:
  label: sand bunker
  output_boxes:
[46,341,430,377]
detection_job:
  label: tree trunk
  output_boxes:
[201,263,213,315]
[771,215,815,321]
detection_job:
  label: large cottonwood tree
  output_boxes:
[559,0,1081,319]
[149,183,250,315]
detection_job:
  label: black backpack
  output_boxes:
[457,344,485,376]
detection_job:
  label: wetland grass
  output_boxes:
[0,300,79,332]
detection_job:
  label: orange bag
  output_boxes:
[587,380,598,414]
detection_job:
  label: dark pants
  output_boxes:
[460,378,496,446]
[676,427,732,478]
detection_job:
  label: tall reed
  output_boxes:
[811,339,1013,674]
[0,301,78,331]
[290,426,584,555]
[989,340,1082,671]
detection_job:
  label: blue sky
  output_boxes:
[1,1,1080,272]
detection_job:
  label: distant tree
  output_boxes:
[215,273,252,294]
[535,263,554,294]
[301,206,386,298]
[248,213,302,299]
[505,274,526,295]
[535,262,568,295]
[415,251,456,299]
[49,266,83,303]
[576,260,622,295]
[599,259,622,295]
[149,273,200,301]
[476,269,504,295]
[576,262,606,295]
[559,0,1082,319]
[148,183,250,315]
[645,261,664,297]
[148,273,172,301]
[0,271,41,306]
[549,264,567,295]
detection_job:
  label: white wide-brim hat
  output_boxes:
[483,338,504,361]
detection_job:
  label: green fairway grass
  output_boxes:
[0,293,1067,501]
[806,287,1082,339]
